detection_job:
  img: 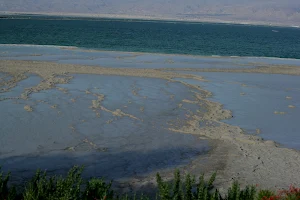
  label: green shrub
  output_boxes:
[278,185,300,200]
[157,170,219,200]
[156,172,170,200]
[83,178,114,200]
[0,166,299,200]
[239,185,256,200]
[0,167,17,200]
[256,189,276,200]
[23,166,83,200]
[226,181,256,200]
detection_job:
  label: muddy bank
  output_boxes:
[1,60,300,193]
[174,72,300,149]
[2,45,300,69]
[162,65,300,76]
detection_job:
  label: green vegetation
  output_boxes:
[0,166,299,200]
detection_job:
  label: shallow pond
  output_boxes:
[0,74,209,181]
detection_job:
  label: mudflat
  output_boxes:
[1,56,300,193]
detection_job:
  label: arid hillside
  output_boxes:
[1,0,300,25]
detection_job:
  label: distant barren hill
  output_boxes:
[1,0,300,26]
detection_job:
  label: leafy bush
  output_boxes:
[277,185,300,200]
[0,167,17,200]
[156,170,219,200]
[256,186,300,200]
[83,178,113,200]
[23,166,83,200]
[226,181,256,200]
[0,166,299,200]
[257,190,276,200]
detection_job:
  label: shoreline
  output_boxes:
[1,11,299,29]
[1,59,300,192]
[1,44,300,62]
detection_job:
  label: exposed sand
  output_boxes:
[162,65,300,76]
[168,90,300,189]
[24,105,33,112]
[1,59,300,193]
[274,111,286,115]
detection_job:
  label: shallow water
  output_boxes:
[2,46,300,187]
[176,72,300,149]
[0,74,209,181]
[2,45,300,69]
[0,74,41,98]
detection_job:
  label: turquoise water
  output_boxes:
[0,17,300,59]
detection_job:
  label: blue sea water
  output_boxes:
[0,16,300,59]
